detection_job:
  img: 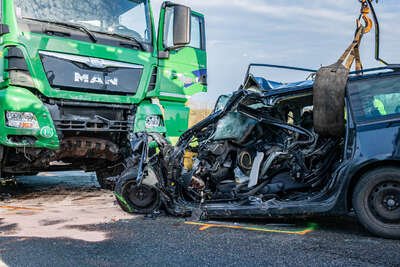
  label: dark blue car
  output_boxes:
[115,64,400,239]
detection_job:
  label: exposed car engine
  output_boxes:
[154,89,342,207]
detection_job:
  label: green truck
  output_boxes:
[0,0,207,188]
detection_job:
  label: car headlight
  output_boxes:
[145,115,162,129]
[6,111,39,129]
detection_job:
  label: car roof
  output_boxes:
[250,65,400,98]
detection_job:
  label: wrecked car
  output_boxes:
[114,64,400,239]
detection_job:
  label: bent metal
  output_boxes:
[74,72,119,86]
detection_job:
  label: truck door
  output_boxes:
[153,2,207,140]
[157,2,207,99]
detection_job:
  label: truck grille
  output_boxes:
[39,51,143,95]
[54,118,131,132]
[45,101,134,133]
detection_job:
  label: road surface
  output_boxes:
[0,172,399,267]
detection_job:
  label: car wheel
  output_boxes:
[353,167,400,239]
[114,168,161,214]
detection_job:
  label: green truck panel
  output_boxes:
[160,100,190,138]
[134,101,166,133]
[0,86,59,149]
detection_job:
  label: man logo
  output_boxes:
[87,58,107,69]
[74,72,119,86]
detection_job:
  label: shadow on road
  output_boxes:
[0,172,399,267]
[0,172,136,242]
[0,171,378,241]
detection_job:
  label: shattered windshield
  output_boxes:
[13,0,152,45]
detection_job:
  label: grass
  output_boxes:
[189,108,212,127]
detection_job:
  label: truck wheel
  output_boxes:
[96,166,124,190]
[353,167,400,239]
[96,174,114,190]
[114,168,161,214]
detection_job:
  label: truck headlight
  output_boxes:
[6,111,39,129]
[145,115,162,129]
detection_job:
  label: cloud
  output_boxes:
[154,0,356,22]
[225,0,354,22]
[150,0,399,106]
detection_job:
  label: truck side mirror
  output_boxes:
[158,2,192,57]
[172,5,191,46]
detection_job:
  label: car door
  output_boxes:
[347,73,400,158]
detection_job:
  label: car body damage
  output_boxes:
[115,64,400,239]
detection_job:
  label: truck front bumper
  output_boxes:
[0,86,59,149]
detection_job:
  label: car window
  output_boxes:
[348,75,400,123]
[275,94,313,128]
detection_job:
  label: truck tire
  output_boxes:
[313,63,348,137]
[96,174,114,190]
[352,167,400,239]
[96,166,124,190]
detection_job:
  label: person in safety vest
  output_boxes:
[373,98,387,115]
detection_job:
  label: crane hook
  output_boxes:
[359,0,373,33]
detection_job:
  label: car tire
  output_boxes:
[114,167,161,214]
[313,63,348,137]
[353,167,400,239]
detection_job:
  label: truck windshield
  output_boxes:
[13,0,152,45]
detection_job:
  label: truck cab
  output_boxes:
[0,0,207,188]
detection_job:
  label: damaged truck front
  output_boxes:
[115,64,400,239]
[0,0,207,188]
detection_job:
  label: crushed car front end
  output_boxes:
[114,64,400,238]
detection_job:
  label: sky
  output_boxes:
[151,0,399,108]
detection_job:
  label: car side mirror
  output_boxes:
[172,5,191,46]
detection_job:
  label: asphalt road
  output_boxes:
[0,172,399,267]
